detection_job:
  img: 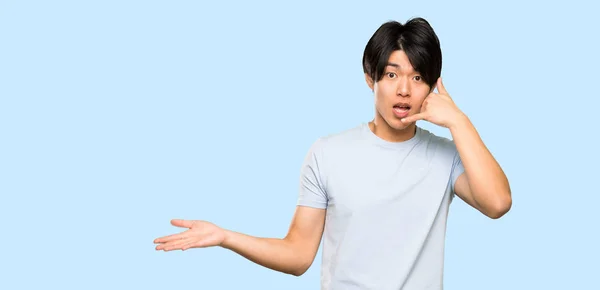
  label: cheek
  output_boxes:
[413,99,426,111]
[374,85,394,103]
[373,90,389,115]
[413,89,431,108]
[374,92,391,113]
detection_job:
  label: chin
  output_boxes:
[386,117,412,131]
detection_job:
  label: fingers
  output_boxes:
[436,77,448,95]
[401,112,426,124]
[153,219,196,244]
[154,231,190,244]
[156,237,195,251]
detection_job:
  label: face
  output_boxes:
[366,50,433,133]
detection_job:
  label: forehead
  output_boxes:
[386,50,415,73]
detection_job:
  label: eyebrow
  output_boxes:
[386,62,418,74]
[386,62,401,68]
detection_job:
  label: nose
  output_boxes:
[396,78,410,97]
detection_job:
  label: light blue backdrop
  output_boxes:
[1,1,598,289]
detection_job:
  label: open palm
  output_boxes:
[154,219,226,251]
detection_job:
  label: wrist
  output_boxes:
[220,229,235,249]
[448,112,470,131]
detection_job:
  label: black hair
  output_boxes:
[362,17,442,88]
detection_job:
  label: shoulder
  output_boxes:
[310,123,366,152]
[418,127,458,158]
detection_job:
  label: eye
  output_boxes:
[386,72,397,78]
[414,75,423,81]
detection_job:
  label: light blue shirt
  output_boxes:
[297,122,464,290]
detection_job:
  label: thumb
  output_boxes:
[436,77,448,95]
[171,219,194,228]
[401,112,426,124]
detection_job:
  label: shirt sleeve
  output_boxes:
[296,138,328,209]
[450,149,465,194]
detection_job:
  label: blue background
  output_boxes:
[1,1,598,289]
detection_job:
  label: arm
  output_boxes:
[155,139,329,275]
[221,206,326,276]
[153,206,326,276]
[400,77,512,219]
[450,115,512,219]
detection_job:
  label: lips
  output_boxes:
[393,103,411,118]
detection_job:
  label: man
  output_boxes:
[154,17,512,289]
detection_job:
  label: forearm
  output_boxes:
[450,115,512,212]
[220,230,311,276]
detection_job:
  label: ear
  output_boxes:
[364,73,374,91]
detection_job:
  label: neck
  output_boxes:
[369,117,417,143]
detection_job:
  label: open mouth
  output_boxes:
[393,103,411,117]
